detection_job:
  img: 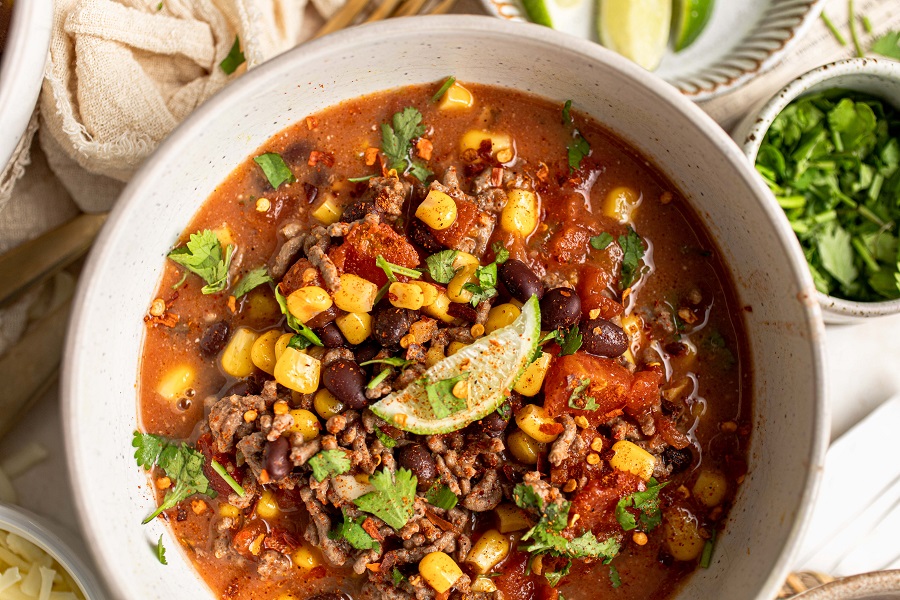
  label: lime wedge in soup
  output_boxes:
[522,0,554,27]
[597,0,672,71]
[673,0,714,51]
[370,295,541,435]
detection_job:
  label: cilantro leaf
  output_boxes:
[872,31,900,60]
[568,132,591,172]
[354,467,417,529]
[254,152,296,189]
[329,508,381,552]
[425,372,469,418]
[557,326,582,356]
[219,35,245,74]
[232,266,272,298]
[492,241,510,264]
[425,483,458,510]
[562,99,573,125]
[615,478,667,531]
[463,245,508,307]
[609,564,622,588]
[167,230,234,294]
[287,333,313,351]
[618,227,646,289]
[376,254,422,282]
[432,76,457,103]
[308,449,351,481]
[568,378,599,411]
[374,426,397,448]
[132,432,215,524]
[273,284,323,346]
[381,107,431,182]
[818,224,858,289]
[567,531,620,559]
[590,232,614,250]
[425,250,459,283]
[391,567,406,587]
[544,561,571,586]
[156,535,167,565]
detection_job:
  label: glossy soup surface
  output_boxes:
[139,82,750,600]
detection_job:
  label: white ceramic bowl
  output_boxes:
[0,504,106,599]
[0,0,53,171]
[793,571,900,599]
[63,15,828,600]
[732,58,900,324]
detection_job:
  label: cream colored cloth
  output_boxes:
[39,0,307,212]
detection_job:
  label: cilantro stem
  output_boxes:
[820,12,847,46]
[862,15,873,34]
[776,195,806,210]
[848,0,864,57]
[432,76,456,103]
[376,255,422,281]
[700,529,717,568]
[211,460,245,497]
[852,237,879,272]
[858,205,886,228]
[348,174,376,183]
[367,367,392,390]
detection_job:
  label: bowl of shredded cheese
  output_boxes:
[0,504,105,600]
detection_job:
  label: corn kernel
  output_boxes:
[494,503,534,533]
[425,344,445,367]
[287,408,321,441]
[692,470,728,507]
[416,190,458,230]
[447,264,477,303]
[513,352,551,397]
[465,529,510,574]
[419,551,463,594]
[471,577,498,594]
[273,400,289,415]
[274,347,321,393]
[421,290,456,323]
[574,415,590,428]
[274,332,294,361]
[335,312,372,345]
[664,508,705,561]
[447,341,467,356]
[451,379,468,399]
[413,281,439,307]
[602,186,641,224]
[293,545,323,570]
[507,430,545,464]
[501,189,539,237]
[250,329,282,375]
[470,323,485,337]
[333,273,379,313]
[221,328,260,378]
[256,490,280,519]
[389,281,425,310]
[439,81,474,111]
[591,437,604,452]
[485,303,521,335]
[314,388,343,419]
[452,252,480,269]
[156,364,195,401]
[609,440,656,481]
[515,404,560,443]
[219,503,240,519]
[460,130,512,157]
[586,452,601,465]
[286,286,332,324]
[311,194,342,225]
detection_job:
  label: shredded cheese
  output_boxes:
[0,532,84,599]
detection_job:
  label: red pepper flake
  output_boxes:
[539,422,565,436]
[306,116,318,130]
[536,162,549,182]
[365,147,379,166]
[308,150,335,167]
[227,295,236,313]
[361,517,384,541]
[490,167,503,188]
[416,138,433,161]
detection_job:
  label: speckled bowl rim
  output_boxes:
[737,57,900,322]
[793,570,900,599]
[0,504,106,599]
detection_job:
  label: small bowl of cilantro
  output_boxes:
[734,57,900,323]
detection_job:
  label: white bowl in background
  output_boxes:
[0,0,53,171]
[0,503,106,599]
[793,571,900,600]
[62,15,828,600]
[732,58,900,324]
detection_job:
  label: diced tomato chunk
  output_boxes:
[329,221,420,286]
[492,551,541,600]
[577,265,621,318]
[547,225,590,264]
[570,471,642,539]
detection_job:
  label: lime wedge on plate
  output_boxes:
[522,0,554,27]
[370,296,541,435]
[674,0,714,51]
[597,0,672,71]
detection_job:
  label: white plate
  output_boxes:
[481,0,826,100]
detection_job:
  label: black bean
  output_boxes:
[663,446,693,474]
[540,288,581,330]
[323,358,367,409]
[476,410,510,438]
[199,321,230,358]
[306,594,350,600]
[221,372,264,397]
[397,443,437,491]
[373,306,414,347]
[579,318,628,357]
[354,341,380,363]
[499,259,544,302]
[305,305,340,330]
[318,322,345,348]
[264,436,291,480]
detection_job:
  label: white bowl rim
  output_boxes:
[0,503,107,599]
[792,570,900,599]
[62,14,828,600]
[737,57,900,320]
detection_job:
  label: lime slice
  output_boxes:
[597,0,672,71]
[370,296,541,434]
[673,0,714,51]
[522,0,554,28]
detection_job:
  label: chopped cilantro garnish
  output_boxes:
[425,372,470,418]
[374,426,397,448]
[348,174,376,182]
[615,478,667,532]
[287,333,312,351]
[700,529,717,568]
[432,76,456,103]
[308,449,351,481]
[544,563,569,586]
[568,378,599,411]
[232,266,272,298]
[210,459,245,497]
[609,563,622,588]
[557,326,582,356]
[568,132,591,172]
[463,243,510,307]
[391,567,406,587]
[219,35,245,74]
[156,535,167,565]
[381,107,431,182]
[361,357,415,368]
[590,232,614,250]
[425,249,460,284]
[354,467,418,529]
[254,152,295,189]
[376,254,422,282]
[425,483,458,510]
[329,508,381,552]
[273,284,323,346]
[167,230,234,294]
[872,31,900,59]
[562,99,573,125]
[132,431,216,524]
[618,227,646,289]
[367,367,392,390]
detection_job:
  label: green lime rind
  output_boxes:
[674,0,714,52]
[597,0,672,71]
[370,295,541,435]
[522,0,554,28]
